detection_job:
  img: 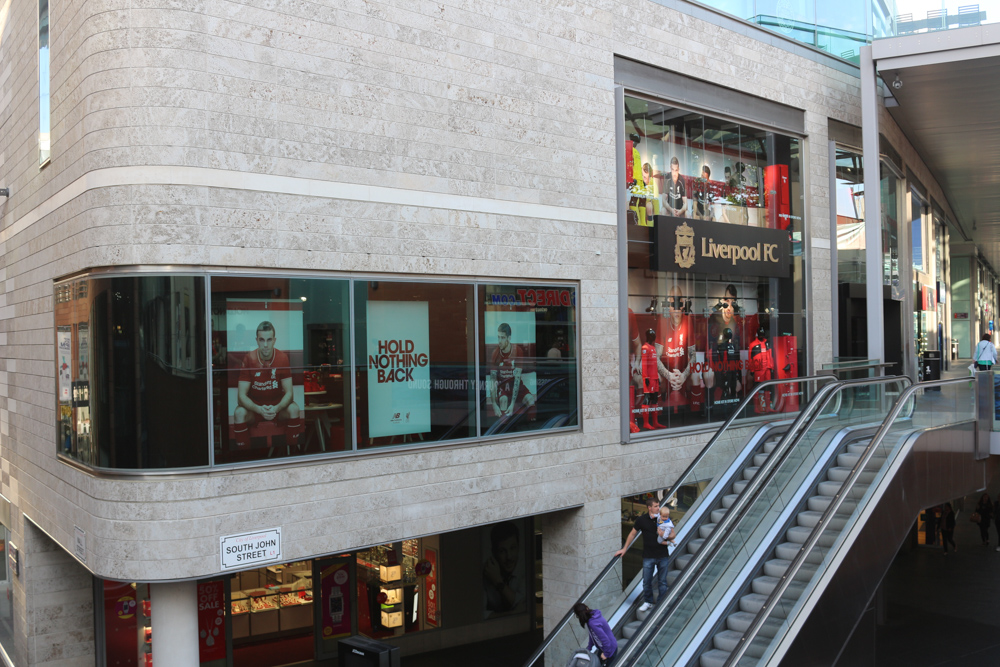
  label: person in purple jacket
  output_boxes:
[573,602,617,666]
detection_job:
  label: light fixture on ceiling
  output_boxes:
[892,75,903,90]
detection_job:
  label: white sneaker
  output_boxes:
[639,602,651,612]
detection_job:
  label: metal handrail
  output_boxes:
[720,377,968,667]
[616,375,911,666]
[656,375,836,509]
[519,376,834,667]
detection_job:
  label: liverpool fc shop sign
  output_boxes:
[652,216,791,278]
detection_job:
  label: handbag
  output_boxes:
[971,511,981,523]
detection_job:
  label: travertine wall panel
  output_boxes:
[0,3,974,661]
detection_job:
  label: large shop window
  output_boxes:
[623,95,806,433]
[56,275,579,470]
[56,276,210,468]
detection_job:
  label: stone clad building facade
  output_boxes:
[0,0,963,664]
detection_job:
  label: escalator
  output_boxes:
[616,375,995,667]
[522,376,838,667]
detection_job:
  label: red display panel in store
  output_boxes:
[198,580,227,662]
[425,548,438,627]
[103,581,138,666]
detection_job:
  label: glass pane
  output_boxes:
[211,276,352,464]
[354,281,475,447]
[478,285,579,435]
[57,276,209,468]
[39,0,50,164]
[911,190,924,272]
[836,148,865,284]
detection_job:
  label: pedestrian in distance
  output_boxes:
[974,333,997,371]
[573,603,618,667]
[941,502,957,555]
[975,493,993,545]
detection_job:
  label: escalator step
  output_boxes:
[838,452,862,468]
[623,620,642,639]
[636,606,650,622]
[826,467,876,484]
[751,576,806,598]
[667,569,681,586]
[739,593,769,613]
[675,554,693,569]
[754,453,769,467]
[689,538,706,554]
[734,480,749,494]
[711,508,729,523]
[797,510,847,530]
[744,466,760,481]
[762,558,819,580]
[808,495,857,513]
[700,523,717,539]
[722,494,739,509]
[775,541,827,563]
[846,440,872,454]
[713,629,743,653]
[726,610,785,636]
[700,648,732,667]
[787,526,836,546]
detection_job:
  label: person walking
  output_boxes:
[573,603,618,667]
[974,333,997,371]
[994,493,1000,552]
[941,502,957,555]
[616,497,671,611]
[976,493,993,545]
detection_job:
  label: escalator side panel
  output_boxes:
[777,422,997,667]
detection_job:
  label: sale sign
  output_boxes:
[197,580,226,661]
[366,301,431,438]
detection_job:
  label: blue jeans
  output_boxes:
[642,556,670,604]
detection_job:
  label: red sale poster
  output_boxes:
[425,548,438,627]
[197,580,227,662]
[321,559,352,639]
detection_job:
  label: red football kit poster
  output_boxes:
[657,316,693,408]
[239,349,293,407]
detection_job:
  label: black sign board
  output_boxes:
[652,216,791,278]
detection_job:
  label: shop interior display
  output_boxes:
[231,561,314,640]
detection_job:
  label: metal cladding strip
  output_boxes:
[615,375,911,667]
[722,377,968,667]
[0,165,617,247]
[520,376,833,667]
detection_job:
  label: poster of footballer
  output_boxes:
[483,311,537,419]
[366,300,431,438]
[225,300,305,450]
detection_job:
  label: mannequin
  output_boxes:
[749,327,775,413]
[716,328,739,401]
[640,328,665,430]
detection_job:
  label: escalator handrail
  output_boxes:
[719,376,970,667]
[655,375,837,509]
[615,375,911,667]
[518,375,835,667]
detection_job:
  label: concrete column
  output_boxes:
[22,519,94,667]
[150,581,199,666]
[541,499,620,661]
[860,45,885,364]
